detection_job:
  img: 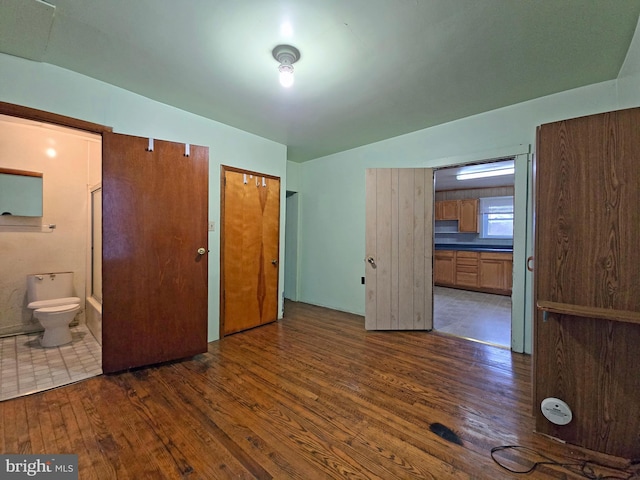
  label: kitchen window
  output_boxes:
[479,196,514,239]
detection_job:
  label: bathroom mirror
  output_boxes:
[0,168,44,217]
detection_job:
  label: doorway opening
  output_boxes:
[0,114,103,401]
[433,159,514,348]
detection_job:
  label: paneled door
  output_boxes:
[365,168,434,330]
[102,133,209,373]
[221,167,280,336]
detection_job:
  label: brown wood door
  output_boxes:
[221,167,280,336]
[365,168,433,330]
[534,108,640,457]
[102,133,209,373]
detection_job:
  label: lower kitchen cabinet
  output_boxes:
[434,250,512,295]
[479,252,513,294]
[454,251,479,287]
[434,250,455,285]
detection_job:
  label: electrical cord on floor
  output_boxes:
[490,445,640,479]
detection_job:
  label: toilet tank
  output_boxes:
[27,272,75,303]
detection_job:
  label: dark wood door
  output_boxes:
[102,133,209,373]
[534,108,640,457]
[221,167,280,336]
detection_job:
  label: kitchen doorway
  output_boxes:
[433,159,515,348]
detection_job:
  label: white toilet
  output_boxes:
[27,272,81,347]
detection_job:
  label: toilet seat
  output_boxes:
[28,297,81,310]
[34,304,80,314]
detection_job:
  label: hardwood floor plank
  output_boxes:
[1,301,635,479]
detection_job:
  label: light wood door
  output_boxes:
[221,167,280,336]
[102,133,209,373]
[365,168,433,330]
[534,107,640,457]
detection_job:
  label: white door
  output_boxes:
[365,168,434,330]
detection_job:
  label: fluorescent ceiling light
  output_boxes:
[456,167,514,181]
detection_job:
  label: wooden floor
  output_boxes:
[1,302,633,479]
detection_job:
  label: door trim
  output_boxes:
[0,101,112,134]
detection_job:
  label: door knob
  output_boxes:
[271,259,278,266]
[197,247,207,255]
[366,256,377,268]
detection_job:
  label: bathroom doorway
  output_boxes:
[0,113,103,401]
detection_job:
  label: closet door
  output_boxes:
[365,168,433,330]
[534,108,640,457]
[102,133,209,373]
[220,167,280,336]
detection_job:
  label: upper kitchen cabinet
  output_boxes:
[434,199,459,220]
[458,199,479,233]
[434,199,478,232]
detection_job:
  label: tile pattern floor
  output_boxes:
[0,324,102,402]
[434,286,511,348]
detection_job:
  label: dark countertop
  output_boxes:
[434,244,513,253]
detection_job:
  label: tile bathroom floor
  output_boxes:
[0,324,102,402]
[433,286,511,348]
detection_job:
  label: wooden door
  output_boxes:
[102,133,209,373]
[534,108,640,457]
[365,168,433,330]
[221,167,280,336]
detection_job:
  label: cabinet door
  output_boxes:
[434,201,443,220]
[434,250,455,285]
[440,200,459,220]
[479,258,503,290]
[479,252,513,293]
[459,199,478,232]
[455,251,478,287]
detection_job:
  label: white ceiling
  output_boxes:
[1,0,639,163]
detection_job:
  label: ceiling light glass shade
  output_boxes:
[278,64,294,87]
[272,44,300,88]
[456,167,515,181]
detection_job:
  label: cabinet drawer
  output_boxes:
[480,252,513,261]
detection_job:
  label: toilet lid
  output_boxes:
[34,304,80,314]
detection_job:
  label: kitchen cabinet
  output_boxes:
[434,249,512,295]
[459,199,479,233]
[434,250,455,285]
[455,251,479,287]
[435,200,459,220]
[434,199,478,232]
[479,252,512,294]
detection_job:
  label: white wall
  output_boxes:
[0,115,101,336]
[0,53,288,342]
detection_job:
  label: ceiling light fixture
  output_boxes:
[456,167,515,181]
[272,44,300,88]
